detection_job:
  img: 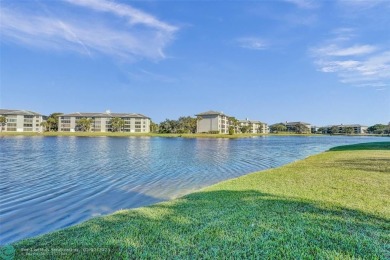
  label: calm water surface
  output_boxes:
[0,135,388,244]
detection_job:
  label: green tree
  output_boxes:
[367,124,387,134]
[386,124,390,135]
[317,127,326,134]
[257,123,265,133]
[110,117,125,132]
[294,123,310,134]
[40,121,48,132]
[240,125,250,133]
[228,117,239,133]
[228,126,235,135]
[178,116,197,133]
[150,121,159,133]
[159,116,197,134]
[344,127,354,135]
[0,116,6,132]
[42,113,63,132]
[159,119,179,133]
[329,126,340,135]
[76,118,93,132]
[270,123,287,133]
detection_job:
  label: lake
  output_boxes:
[0,135,388,244]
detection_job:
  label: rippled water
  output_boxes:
[0,135,388,244]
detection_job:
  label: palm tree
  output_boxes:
[0,116,6,132]
[76,118,93,132]
[110,117,125,132]
[294,123,310,134]
[228,117,239,133]
[40,121,48,132]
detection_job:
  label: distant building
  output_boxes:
[311,125,319,134]
[270,121,311,133]
[0,109,45,132]
[238,119,268,134]
[58,111,150,132]
[285,121,311,132]
[321,124,368,134]
[195,110,230,134]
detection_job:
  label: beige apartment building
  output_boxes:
[285,121,311,132]
[238,119,268,134]
[321,124,368,134]
[58,111,151,133]
[195,110,230,134]
[0,109,44,132]
[195,111,268,134]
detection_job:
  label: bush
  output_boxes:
[228,126,235,135]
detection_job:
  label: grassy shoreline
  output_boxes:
[11,142,390,258]
[1,131,387,138]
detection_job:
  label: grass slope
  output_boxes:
[13,142,390,259]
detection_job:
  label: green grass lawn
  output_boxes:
[12,142,390,259]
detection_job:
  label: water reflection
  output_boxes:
[0,135,388,244]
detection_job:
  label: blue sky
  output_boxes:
[1,0,389,126]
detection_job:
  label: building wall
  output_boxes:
[58,116,150,133]
[1,114,43,132]
[238,121,268,134]
[218,115,229,134]
[197,115,219,133]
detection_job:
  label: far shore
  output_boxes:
[0,131,388,138]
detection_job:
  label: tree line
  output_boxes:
[269,123,310,134]
[1,113,388,135]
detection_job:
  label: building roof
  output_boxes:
[285,121,311,126]
[60,112,150,119]
[195,110,228,117]
[323,124,368,128]
[238,119,263,124]
[0,109,43,116]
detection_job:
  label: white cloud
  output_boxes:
[0,0,178,61]
[316,44,377,57]
[329,28,356,42]
[64,0,176,33]
[311,30,390,88]
[237,37,267,50]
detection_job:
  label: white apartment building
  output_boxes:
[238,119,268,134]
[0,109,44,132]
[58,111,151,133]
[321,124,368,134]
[196,110,230,134]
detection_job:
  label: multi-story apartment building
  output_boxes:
[321,124,368,134]
[238,119,268,134]
[0,109,45,132]
[58,111,151,133]
[195,110,231,134]
[285,121,311,132]
[269,121,311,133]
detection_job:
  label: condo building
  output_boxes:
[238,119,268,134]
[285,121,311,132]
[58,111,150,133]
[195,110,231,134]
[0,109,45,132]
[321,124,368,134]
